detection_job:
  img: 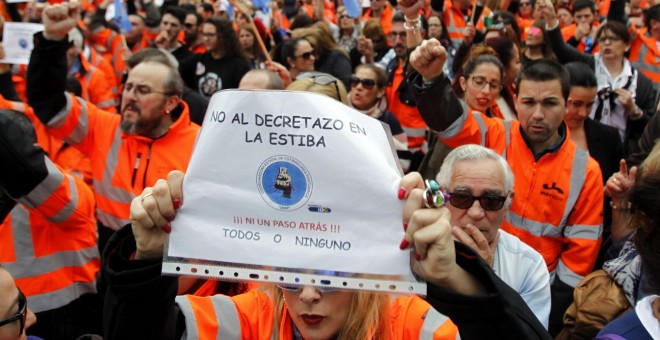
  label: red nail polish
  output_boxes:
[398,187,407,200]
[415,253,422,261]
[399,239,409,250]
[172,199,181,209]
[166,215,175,222]
[403,223,408,232]
[161,224,172,233]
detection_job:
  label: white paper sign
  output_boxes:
[0,23,44,65]
[6,0,30,3]
[164,90,425,294]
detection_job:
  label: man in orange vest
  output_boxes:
[560,0,599,53]
[183,11,205,54]
[0,108,100,339]
[408,40,603,335]
[362,0,395,35]
[27,1,200,252]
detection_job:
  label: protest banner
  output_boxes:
[163,90,425,294]
[0,23,44,65]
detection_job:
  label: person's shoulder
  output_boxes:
[497,230,544,262]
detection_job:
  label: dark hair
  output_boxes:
[185,11,203,27]
[565,62,598,88]
[523,20,557,60]
[572,0,596,14]
[289,13,313,30]
[0,109,36,145]
[453,47,504,97]
[204,16,244,58]
[392,11,406,24]
[162,6,187,25]
[198,2,213,13]
[516,59,570,101]
[645,5,660,32]
[281,38,307,69]
[595,21,631,45]
[631,168,660,292]
[180,3,196,13]
[493,11,521,41]
[355,63,388,88]
[486,37,516,75]
[427,13,451,47]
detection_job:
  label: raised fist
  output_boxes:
[409,39,447,82]
[42,1,80,41]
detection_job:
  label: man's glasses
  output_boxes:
[277,284,342,293]
[469,76,502,92]
[0,287,27,336]
[388,31,407,40]
[295,51,314,60]
[296,72,343,102]
[448,192,508,211]
[350,76,377,90]
[123,83,173,98]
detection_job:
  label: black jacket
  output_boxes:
[102,225,551,340]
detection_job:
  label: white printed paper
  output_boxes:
[0,23,44,64]
[164,90,424,294]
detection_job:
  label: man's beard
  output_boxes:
[120,104,163,135]
[185,32,198,45]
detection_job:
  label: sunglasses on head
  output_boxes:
[447,192,508,211]
[350,76,377,89]
[0,287,27,336]
[296,72,343,102]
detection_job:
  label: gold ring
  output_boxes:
[141,193,154,203]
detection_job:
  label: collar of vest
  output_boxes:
[519,122,568,161]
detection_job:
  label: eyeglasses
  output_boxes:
[295,51,314,60]
[350,76,377,89]
[123,83,173,98]
[448,192,508,211]
[519,2,531,6]
[598,35,622,43]
[184,23,195,29]
[201,32,217,38]
[277,284,342,293]
[296,72,343,102]
[0,288,27,336]
[388,31,407,40]
[469,76,502,92]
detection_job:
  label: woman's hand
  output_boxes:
[130,170,184,260]
[604,159,637,202]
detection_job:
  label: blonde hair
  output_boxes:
[286,74,349,104]
[269,286,392,340]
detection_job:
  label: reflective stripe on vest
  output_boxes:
[437,101,469,139]
[5,205,98,312]
[49,95,90,146]
[403,126,427,138]
[446,9,465,46]
[18,158,77,224]
[419,308,455,339]
[176,295,242,340]
[472,113,488,146]
[502,120,511,159]
[555,258,584,287]
[93,127,135,229]
[631,39,660,81]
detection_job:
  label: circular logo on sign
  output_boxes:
[19,39,28,49]
[257,155,312,211]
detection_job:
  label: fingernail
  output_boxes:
[399,238,409,250]
[403,223,408,232]
[166,215,175,222]
[172,199,181,209]
[161,224,172,233]
[415,253,422,261]
[398,187,407,200]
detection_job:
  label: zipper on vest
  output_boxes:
[132,152,142,188]
[142,144,153,189]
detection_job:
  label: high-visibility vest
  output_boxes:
[75,53,119,112]
[438,113,603,288]
[0,159,99,313]
[362,5,394,36]
[629,29,660,82]
[86,47,119,100]
[89,28,127,86]
[387,63,428,153]
[176,290,459,339]
[561,22,601,53]
[44,93,200,230]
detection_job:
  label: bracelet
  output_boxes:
[405,14,421,23]
[403,20,421,31]
[610,200,632,211]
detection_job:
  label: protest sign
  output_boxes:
[0,23,44,65]
[163,90,425,294]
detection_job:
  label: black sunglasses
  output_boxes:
[296,72,342,102]
[0,287,27,336]
[296,51,314,60]
[350,76,377,89]
[448,192,508,211]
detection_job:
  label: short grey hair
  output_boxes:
[435,144,514,208]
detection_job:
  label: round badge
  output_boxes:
[256,155,312,211]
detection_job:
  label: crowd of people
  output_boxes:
[1,0,660,337]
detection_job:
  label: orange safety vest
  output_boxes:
[560,22,600,53]
[75,53,118,112]
[438,113,603,287]
[176,290,460,339]
[43,93,200,230]
[87,47,119,100]
[387,63,428,153]
[0,99,99,312]
[89,27,127,86]
[362,5,394,36]
[629,28,660,82]
[442,1,489,47]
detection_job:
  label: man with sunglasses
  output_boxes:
[0,267,36,339]
[408,36,604,335]
[425,144,550,327]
